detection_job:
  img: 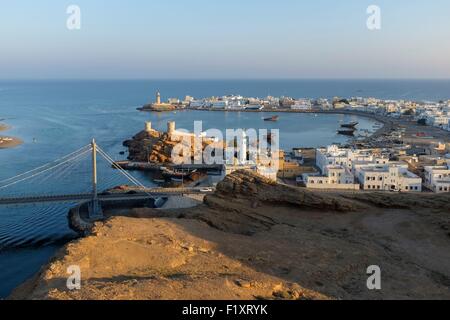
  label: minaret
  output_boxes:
[156,91,161,105]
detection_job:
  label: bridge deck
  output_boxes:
[0,188,214,205]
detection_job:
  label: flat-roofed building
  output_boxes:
[304,165,360,190]
[424,162,450,193]
[356,162,422,192]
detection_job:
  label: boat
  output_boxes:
[161,167,196,179]
[207,170,223,176]
[340,121,359,128]
[337,128,356,136]
[264,115,279,122]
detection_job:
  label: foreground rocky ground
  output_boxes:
[11,171,450,300]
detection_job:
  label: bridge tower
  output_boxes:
[88,139,103,219]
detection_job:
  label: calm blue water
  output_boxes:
[0,79,449,298]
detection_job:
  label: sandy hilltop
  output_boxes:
[0,122,22,149]
[10,170,450,300]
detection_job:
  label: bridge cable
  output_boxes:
[0,144,91,185]
[95,147,157,198]
[96,148,157,198]
[96,147,146,188]
[0,148,92,190]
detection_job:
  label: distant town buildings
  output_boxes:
[303,144,430,192]
[137,91,450,192]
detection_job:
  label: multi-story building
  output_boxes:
[356,162,422,192]
[315,145,389,175]
[305,166,360,190]
[424,162,450,193]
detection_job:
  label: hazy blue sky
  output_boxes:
[1,0,449,79]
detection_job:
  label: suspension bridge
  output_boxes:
[0,140,214,217]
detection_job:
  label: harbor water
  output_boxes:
[1,79,449,297]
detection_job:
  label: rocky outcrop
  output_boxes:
[210,170,365,212]
[123,129,223,164]
[123,129,176,163]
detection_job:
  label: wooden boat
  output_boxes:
[161,167,196,179]
[340,121,358,128]
[264,115,279,122]
[337,129,356,136]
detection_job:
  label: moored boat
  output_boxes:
[264,115,279,122]
[337,128,356,136]
[340,121,358,128]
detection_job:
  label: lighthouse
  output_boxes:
[156,91,161,105]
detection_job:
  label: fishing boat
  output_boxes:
[340,121,358,128]
[337,128,356,136]
[161,167,196,179]
[263,115,279,122]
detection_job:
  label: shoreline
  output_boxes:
[0,122,23,149]
[180,108,449,146]
[0,136,23,149]
[166,107,393,143]
[0,123,11,132]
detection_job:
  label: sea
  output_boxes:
[0,79,449,297]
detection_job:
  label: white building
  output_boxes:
[190,100,207,108]
[427,115,450,127]
[356,162,422,192]
[304,166,360,190]
[424,162,450,193]
[211,101,229,109]
[291,99,312,111]
[311,145,422,192]
[316,145,389,175]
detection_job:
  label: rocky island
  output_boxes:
[10,170,450,300]
[124,121,223,164]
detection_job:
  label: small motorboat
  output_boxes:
[337,128,356,136]
[340,121,359,128]
[264,115,279,122]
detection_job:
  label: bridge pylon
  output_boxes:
[88,139,103,219]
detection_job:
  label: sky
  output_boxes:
[0,0,450,79]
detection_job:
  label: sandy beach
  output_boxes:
[0,122,23,149]
[0,136,23,149]
[0,123,11,132]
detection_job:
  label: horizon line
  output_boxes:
[2,78,450,82]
